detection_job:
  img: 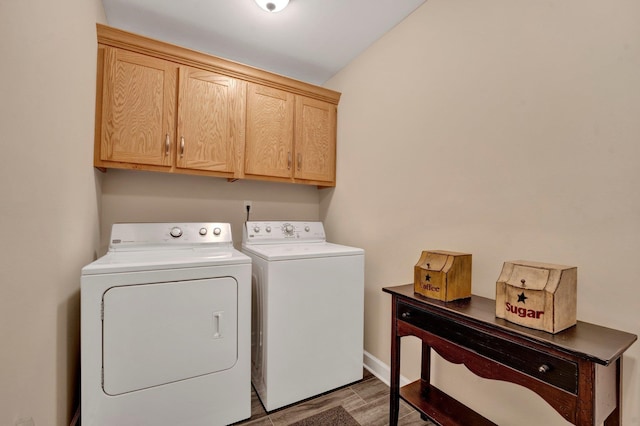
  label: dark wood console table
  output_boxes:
[383,284,637,426]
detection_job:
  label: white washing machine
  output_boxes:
[81,222,251,426]
[242,221,364,411]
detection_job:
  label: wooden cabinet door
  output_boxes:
[176,67,246,174]
[245,83,294,178]
[100,47,177,166]
[294,96,336,183]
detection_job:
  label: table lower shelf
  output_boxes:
[400,380,497,426]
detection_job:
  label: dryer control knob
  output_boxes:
[304,226,310,232]
[253,226,261,233]
[266,226,272,233]
[284,224,294,235]
[170,227,183,238]
[213,227,222,236]
[199,227,207,236]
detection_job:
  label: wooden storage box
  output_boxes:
[414,250,472,302]
[495,260,577,334]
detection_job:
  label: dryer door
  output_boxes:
[102,277,237,395]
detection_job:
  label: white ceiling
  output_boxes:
[102,0,426,85]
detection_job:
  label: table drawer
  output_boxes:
[397,301,578,394]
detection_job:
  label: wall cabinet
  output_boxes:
[94,24,340,187]
[245,83,295,179]
[244,84,336,184]
[99,48,176,168]
[98,47,245,178]
[177,66,245,175]
[293,96,336,183]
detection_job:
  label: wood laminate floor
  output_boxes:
[234,369,436,426]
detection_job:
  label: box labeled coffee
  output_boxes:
[414,250,471,302]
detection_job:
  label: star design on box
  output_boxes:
[517,292,528,303]
[425,274,431,282]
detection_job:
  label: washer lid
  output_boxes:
[242,242,364,261]
[81,247,250,275]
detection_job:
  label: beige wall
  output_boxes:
[99,170,321,253]
[322,0,640,424]
[0,0,106,425]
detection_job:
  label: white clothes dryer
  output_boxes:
[242,221,364,411]
[81,223,251,426]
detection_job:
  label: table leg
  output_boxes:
[603,358,622,426]
[419,342,431,421]
[390,297,401,426]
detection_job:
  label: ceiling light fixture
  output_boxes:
[254,0,289,13]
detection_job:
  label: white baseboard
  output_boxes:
[363,350,411,387]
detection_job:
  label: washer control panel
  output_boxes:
[109,222,232,249]
[244,221,325,243]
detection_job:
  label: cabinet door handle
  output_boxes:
[538,364,551,373]
[401,312,411,319]
[297,153,302,171]
[164,133,170,156]
[180,136,185,158]
[287,151,292,170]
